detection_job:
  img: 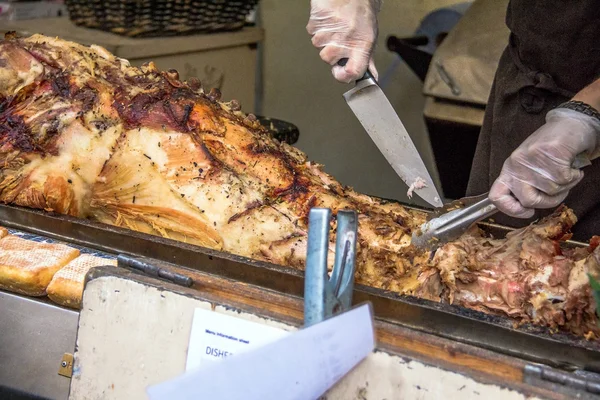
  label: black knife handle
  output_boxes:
[337,58,375,83]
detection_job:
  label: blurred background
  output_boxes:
[0,0,509,207]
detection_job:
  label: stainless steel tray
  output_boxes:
[0,203,598,372]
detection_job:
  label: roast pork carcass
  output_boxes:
[0,33,599,337]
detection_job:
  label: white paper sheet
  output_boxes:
[147,303,375,400]
[186,308,290,371]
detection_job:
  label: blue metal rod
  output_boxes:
[304,208,331,327]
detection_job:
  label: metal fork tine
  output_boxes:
[330,210,358,309]
[304,208,358,327]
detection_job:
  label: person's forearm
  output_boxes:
[573,77,600,111]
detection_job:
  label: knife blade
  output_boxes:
[340,62,443,208]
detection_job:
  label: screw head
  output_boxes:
[61,361,68,368]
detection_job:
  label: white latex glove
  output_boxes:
[490,108,600,218]
[307,0,380,83]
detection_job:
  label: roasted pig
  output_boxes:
[0,33,599,337]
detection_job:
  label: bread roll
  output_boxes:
[0,235,80,296]
[47,254,117,308]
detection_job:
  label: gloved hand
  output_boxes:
[306,0,381,83]
[489,108,600,218]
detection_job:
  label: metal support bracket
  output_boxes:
[304,209,358,327]
[58,353,73,378]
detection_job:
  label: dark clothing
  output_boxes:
[466,0,600,241]
[506,1,600,94]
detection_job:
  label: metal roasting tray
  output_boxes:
[0,203,599,372]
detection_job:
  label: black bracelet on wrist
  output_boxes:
[556,100,600,123]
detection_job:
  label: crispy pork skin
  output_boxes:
[0,33,599,338]
[0,33,429,291]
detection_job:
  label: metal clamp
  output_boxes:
[304,209,358,327]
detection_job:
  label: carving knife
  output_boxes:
[340,60,443,208]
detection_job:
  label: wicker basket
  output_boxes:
[65,0,259,38]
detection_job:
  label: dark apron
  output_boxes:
[466,0,600,241]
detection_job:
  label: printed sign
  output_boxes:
[149,304,375,400]
[186,308,289,371]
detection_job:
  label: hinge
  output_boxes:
[116,254,193,288]
[524,364,600,398]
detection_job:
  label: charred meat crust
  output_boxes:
[50,72,71,98]
[0,114,38,153]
